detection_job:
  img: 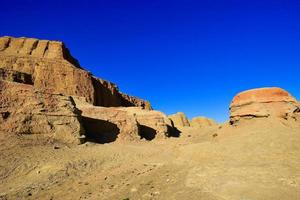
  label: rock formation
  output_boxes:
[230,87,300,124]
[0,80,85,144]
[190,117,217,128]
[0,36,151,109]
[0,36,175,144]
[73,99,140,143]
[119,107,178,139]
[168,112,190,127]
[0,68,33,84]
[73,98,177,142]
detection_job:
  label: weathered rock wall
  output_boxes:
[0,68,33,84]
[74,98,178,142]
[119,107,178,139]
[73,98,140,143]
[0,36,151,109]
[0,80,85,144]
[120,93,152,110]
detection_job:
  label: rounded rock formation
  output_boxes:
[230,87,300,124]
[190,117,217,128]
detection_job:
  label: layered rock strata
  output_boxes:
[0,80,84,144]
[0,36,178,144]
[0,36,151,109]
[230,87,300,124]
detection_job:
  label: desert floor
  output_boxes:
[1,118,300,200]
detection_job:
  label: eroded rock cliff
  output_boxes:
[0,36,176,144]
[0,36,150,109]
[0,80,85,144]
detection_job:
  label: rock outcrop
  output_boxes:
[0,36,150,109]
[230,87,300,124]
[190,117,217,128]
[74,98,178,142]
[73,98,140,143]
[0,36,179,144]
[168,112,190,127]
[0,80,85,144]
[0,36,80,66]
[120,93,152,110]
[119,107,178,139]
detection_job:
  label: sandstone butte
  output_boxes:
[0,36,176,144]
[230,87,300,124]
[0,36,151,109]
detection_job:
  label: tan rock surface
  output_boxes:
[0,68,33,84]
[74,98,178,142]
[0,80,84,144]
[119,107,178,139]
[120,93,152,110]
[73,98,140,143]
[168,112,190,127]
[230,87,300,124]
[0,36,150,109]
[190,116,217,128]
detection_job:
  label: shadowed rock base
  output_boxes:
[82,117,120,143]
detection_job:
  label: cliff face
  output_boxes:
[0,36,178,144]
[0,80,85,144]
[0,36,151,109]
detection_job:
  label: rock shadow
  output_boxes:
[82,117,120,144]
[139,125,157,141]
[166,125,181,137]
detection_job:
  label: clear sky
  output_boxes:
[1,0,299,122]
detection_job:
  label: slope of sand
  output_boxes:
[1,118,300,200]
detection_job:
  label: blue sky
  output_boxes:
[1,0,299,122]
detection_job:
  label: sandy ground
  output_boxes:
[1,118,300,200]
